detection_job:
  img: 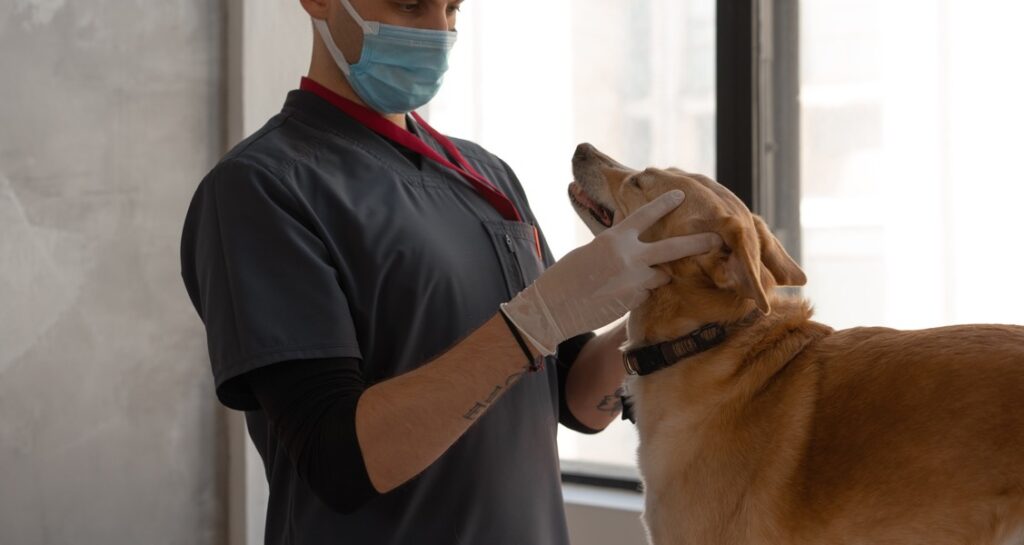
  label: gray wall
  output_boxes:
[0,1,225,544]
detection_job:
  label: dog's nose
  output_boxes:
[573,143,594,163]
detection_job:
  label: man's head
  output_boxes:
[301,0,464,116]
[301,0,463,66]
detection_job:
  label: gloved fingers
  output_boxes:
[614,190,686,233]
[641,232,722,265]
[641,268,672,289]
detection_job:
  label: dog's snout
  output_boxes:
[573,143,595,163]
[573,143,633,173]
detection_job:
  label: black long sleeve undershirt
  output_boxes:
[245,331,599,515]
[246,356,375,514]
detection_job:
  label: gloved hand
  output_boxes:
[500,190,722,355]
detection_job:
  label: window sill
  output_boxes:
[562,482,644,513]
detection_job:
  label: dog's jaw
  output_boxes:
[570,143,630,235]
[567,182,614,234]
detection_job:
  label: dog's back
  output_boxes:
[788,322,1024,544]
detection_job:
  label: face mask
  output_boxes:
[313,0,457,114]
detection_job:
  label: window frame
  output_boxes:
[559,0,802,491]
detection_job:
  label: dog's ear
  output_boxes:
[709,217,771,314]
[752,215,807,286]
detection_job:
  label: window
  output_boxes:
[425,0,716,482]
[799,0,1024,329]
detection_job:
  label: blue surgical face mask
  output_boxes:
[313,0,457,114]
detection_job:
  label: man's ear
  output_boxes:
[707,217,771,314]
[752,215,806,286]
[300,0,331,19]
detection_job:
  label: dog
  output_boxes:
[568,142,1024,545]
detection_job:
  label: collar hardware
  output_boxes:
[623,322,728,376]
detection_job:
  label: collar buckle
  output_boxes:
[623,351,641,375]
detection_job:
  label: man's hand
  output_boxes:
[501,190,721,355]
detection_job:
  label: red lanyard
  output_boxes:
[299,77,542,258]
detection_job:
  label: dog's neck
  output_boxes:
[624,283,762,352]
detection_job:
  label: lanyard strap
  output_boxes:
[299,77,523,223]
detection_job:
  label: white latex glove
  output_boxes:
[500,190,722,355]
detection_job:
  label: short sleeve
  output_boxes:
[180,159,362,410]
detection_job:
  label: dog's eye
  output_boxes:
[720,244,733,256]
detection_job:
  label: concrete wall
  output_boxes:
[0,1,225,544]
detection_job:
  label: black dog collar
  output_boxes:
[623,322,728,376]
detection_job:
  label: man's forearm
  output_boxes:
[355,312,538,493]
[565,320,630,431]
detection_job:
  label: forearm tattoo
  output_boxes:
[463,364,530,421]
[597,386,626,414]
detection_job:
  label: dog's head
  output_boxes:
[568,143,806,319]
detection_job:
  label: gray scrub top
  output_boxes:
[180,89,572,544]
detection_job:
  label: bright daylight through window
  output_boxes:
[799,0,1024,330]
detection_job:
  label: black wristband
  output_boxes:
[498,308,544,372]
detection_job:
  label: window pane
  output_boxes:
[800,0,1024,330]
[427,0,716,474]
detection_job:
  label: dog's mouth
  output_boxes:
[568,181,615,229]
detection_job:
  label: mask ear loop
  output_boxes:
[312,18,353,76]
[311,0,380,76]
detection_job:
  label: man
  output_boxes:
[179,0,719,543]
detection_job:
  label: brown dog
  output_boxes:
[568,143,1024,545]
